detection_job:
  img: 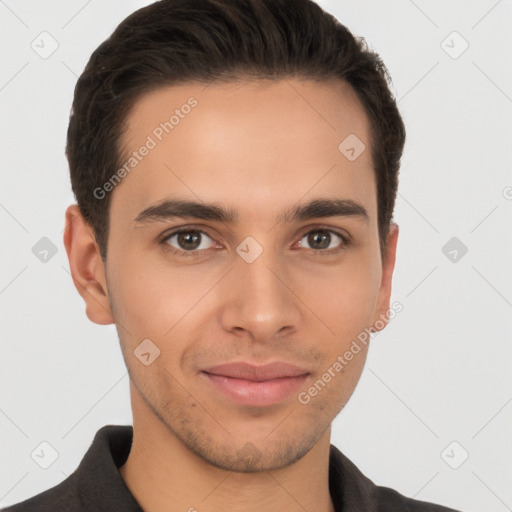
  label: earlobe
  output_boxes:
[63,204,114,325]
[371,222,399,333]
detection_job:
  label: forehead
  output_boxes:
[113,78,376,223]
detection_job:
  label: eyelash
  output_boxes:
[160,225,351,258]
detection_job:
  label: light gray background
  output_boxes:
[1,1,511,511]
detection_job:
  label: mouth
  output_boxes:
[201,362,310,407]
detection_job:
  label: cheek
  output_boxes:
[106,251,220,341]
[298,257,380,341]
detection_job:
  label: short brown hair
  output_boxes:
[66,0,406,261]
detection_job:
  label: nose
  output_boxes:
[219,248,302,342]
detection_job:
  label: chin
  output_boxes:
[176,424,322,473]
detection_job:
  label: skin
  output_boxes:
[64,78,398,512]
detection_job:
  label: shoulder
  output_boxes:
[1,425,140,512]
[329,444,462,512]
[372,485,462,512]
[1,473,83,512]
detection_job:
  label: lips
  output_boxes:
[203,362,309,381]
[201,362,310,406]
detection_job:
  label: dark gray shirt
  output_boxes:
[1,425,461,511]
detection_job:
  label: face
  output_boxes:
[75,78,397,472]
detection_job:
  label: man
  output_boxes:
[2,0,462,510]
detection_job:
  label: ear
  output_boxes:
[63,204,114,325]
[370,222,399,333]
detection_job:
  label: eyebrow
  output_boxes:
[133,197,369,225]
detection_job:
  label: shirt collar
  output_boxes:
[76,424,143,511]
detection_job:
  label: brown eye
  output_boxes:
[164,230,215,252]
[297,229,346,251]
[308,230,331,249]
